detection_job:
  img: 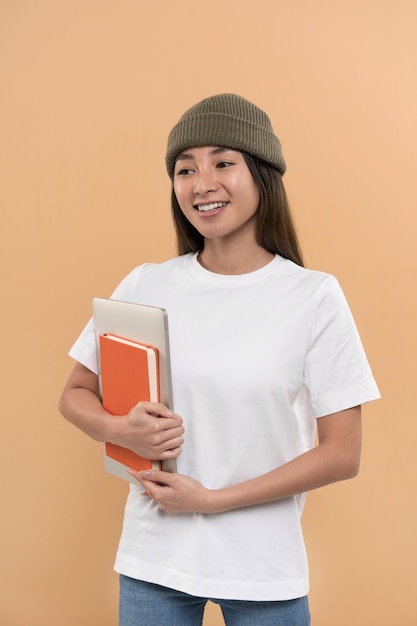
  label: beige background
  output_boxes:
[1,1,416,624]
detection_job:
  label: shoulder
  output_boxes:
[122,254,190,278]
[275,259,355,326]
[140,254,191,274]
[278,257,340,295]
[109,254,192,300]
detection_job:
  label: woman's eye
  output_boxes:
[216,161,232,169]
[176,168,193,176]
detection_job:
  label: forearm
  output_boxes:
[208,441,360,514]
[59,385,116,443]
[207,407,362,513]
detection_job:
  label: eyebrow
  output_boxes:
[175,147,232,162]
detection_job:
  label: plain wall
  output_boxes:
[1,1,416,624]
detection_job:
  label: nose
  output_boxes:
[193,168,218,195]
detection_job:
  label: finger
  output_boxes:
[158,445,182,460]
[154,423,184,439]
[139,469,172,485]
[127,469,169,489]
[137,402,182,421]
[155,425,185,447]
[146,424,184,454]
[127,469,142,483]
[155,431,184,450]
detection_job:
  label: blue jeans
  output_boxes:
[119,575,310,626]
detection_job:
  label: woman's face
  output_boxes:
[173,146,260,245]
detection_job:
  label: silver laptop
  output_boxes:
[93,297,176,481]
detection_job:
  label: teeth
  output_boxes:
[196,202,227,212]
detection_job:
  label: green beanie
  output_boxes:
[165,93,286,178]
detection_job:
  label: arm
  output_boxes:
[133,405,362,513]
[58,362,184,461]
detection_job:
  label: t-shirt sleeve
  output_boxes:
[304,276,380,417]
[68,317,98,373]
[68,266,144,374]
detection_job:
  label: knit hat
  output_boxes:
[165,93,286,178]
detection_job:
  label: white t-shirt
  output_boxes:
[69,253,380,601]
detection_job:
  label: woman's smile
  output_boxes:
[194,201,229,213]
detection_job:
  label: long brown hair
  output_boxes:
[170,151,304,267]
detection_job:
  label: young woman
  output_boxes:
[59,94,380,626]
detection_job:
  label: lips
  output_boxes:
[195,201,228,212]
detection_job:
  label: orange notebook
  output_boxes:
[99,333,162,472]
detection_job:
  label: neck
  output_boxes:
[197,241,274,275]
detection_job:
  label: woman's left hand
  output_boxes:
[128,469,214,514]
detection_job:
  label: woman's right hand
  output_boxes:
[114,401,184,461]
[59,363,184,461]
